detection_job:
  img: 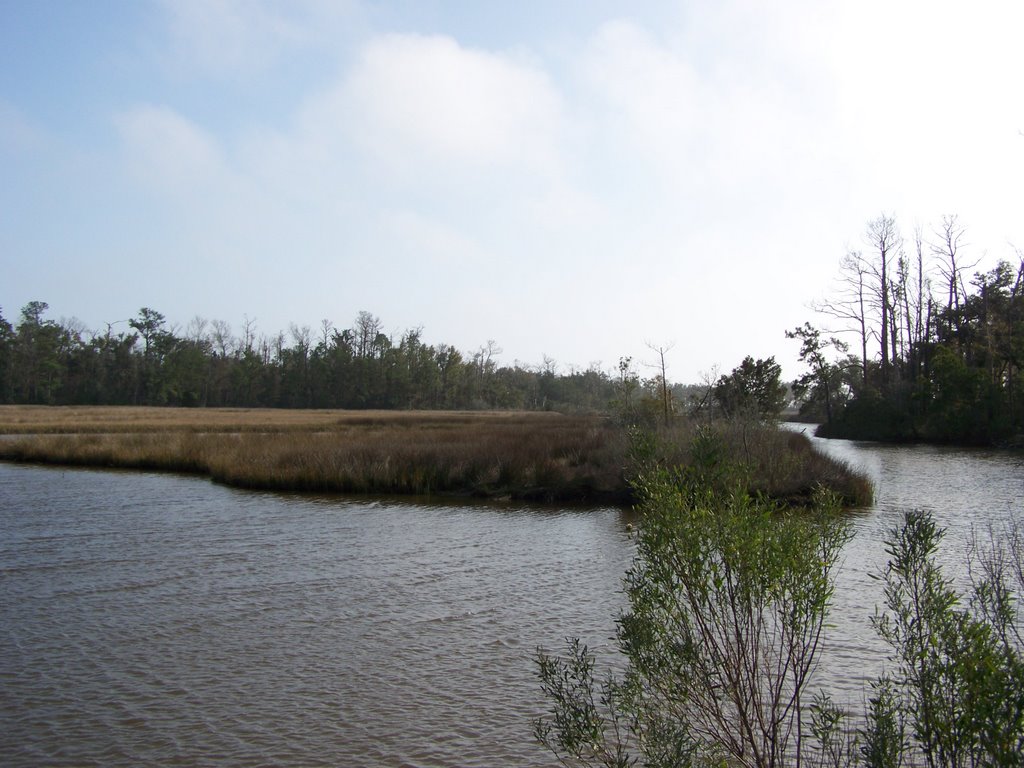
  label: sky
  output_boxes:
[2,0,1023,383]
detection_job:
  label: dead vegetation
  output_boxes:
[0,406,871,506]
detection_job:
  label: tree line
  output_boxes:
[0,304,635,412]
[0,301,797,422]
[791,214,1024,444]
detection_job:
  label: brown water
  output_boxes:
[0,464,633,767]
[793,426,1024,709]
[1,435,1021,766]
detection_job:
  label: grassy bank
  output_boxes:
[0,407,872,506]
[648,419,874,505]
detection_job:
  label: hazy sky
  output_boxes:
[2,1,1022,382]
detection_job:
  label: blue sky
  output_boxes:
[3,0,1022,382]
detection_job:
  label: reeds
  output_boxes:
[0,410,631,503]
[635,419,874,507]
[0,405,547,434]
[0,407,872,506]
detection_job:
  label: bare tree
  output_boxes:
[875,219,941,387]
[688,364,721,421]
[813,250,873,389]
[902,226,934,379]
[289,323,311,354]
[475,339,502,375]
[241,315,258,354]
[645,341,675,426]
[816,218,940,389]
[932,215,968,314]
[185,315,208,345]
[269,331,285,365]
[353,311,381,359]
[210,319,233,357]
[319,318,334,350]
[932,214,979,342]
[865,214,902,386]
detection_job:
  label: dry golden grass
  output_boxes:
[719,421,874,506]
[0,405,563,434]
[0,407,630,503]
[0,406,871,506]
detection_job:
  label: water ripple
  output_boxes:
[1,464,631,767]
[4,439,1017,766]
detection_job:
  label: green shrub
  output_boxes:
[865,510,1024,767]
[535,437,1024,767]
[535,431,852,767]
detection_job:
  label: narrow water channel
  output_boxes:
[793,426,1023,707]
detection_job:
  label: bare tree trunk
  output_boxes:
[866,215,901,388]
[645,342,675,427]
[811,250,871,389]
[932,215,978,345]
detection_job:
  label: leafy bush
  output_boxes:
[535,448,1024,767]
[861,510,1024,767]
[535,430,852,767]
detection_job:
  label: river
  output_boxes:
[0,434,1021,766]
[791,426,1023,710]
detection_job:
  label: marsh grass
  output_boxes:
[723,420,873,506]
[0,408,631,503]
[0,405,537,434]
[0,407,871,505]
[646,419,873,507]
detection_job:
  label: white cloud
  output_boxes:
[84,1,1024,378]
[577,21,703,183]
[232,31,576,220]
[382,209,490,269]
[115,104,230,194]
[823,0,1024,252]
[577,13,846,218]
[341,34,566,180]
[226,31,594,286]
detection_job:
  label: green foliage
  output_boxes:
[13,301,67,404]
[534,638,638,768]
[129,307,169,356]
[801,241,1024,444]
[921,346,991,442]
[786,323,852,426]
[612,357,673,427]
[859,678,906,768]
[869,510,1024,767]
[535,429,853,767]
[535,436,1024,768]
[811,692,859,768]
[0,304,624,411]
[822,389,913,442]
[0,307,13,402]
[713,355,787,421]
